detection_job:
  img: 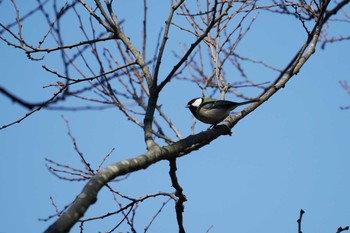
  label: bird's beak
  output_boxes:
[185,104,190,108]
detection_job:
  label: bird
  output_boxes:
[186,97,257,126]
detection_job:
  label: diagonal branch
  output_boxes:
[337,226,350,233]
[0,86,43,110]
[0,85,67,130]
[103,0,158,149]
[324,0,350,22]
[26,35,113,54]
[43,1,341,233]
[78,0,114,32]
[44,123,231,233]
[153,0,185,84]
[157,1,232,93]
[224,0,330,129]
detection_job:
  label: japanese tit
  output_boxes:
[186,97,257,125]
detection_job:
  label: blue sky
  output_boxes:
[1,1,350,233]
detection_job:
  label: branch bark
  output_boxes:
[43,2,336,232]
[44,124,231,233]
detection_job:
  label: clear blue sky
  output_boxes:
[1,1,350,233]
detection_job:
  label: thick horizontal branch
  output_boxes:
[44,1,345,232]
[44,124,231,233]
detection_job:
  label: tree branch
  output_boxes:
[157,1,231,93]
[44,124,231,233]
[153,0,185,84]
[0,86,43,110]
[44,2,339,231]
[0,85,67,130]
[337,226,350,233]
[169,158,187,233]
[297,209,305,233]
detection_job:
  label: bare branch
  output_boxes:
[0,85,67,130]
[157,1,232,92]
[78,0,114,32]
[153,0,185,84]
[27,35,113,54]
[297,209,305,233]
[337,226,350,233]
[144,198,172,233]
[169,158,187,233]
[1,1,349,232]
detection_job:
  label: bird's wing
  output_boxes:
[199,100,235,110]
[199,99,257,112]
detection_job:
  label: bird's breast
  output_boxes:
[196,108,230,124]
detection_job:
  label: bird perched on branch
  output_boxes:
[186,97,257,126]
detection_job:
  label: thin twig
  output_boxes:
[169,158,187,233]
[297,209,305,233]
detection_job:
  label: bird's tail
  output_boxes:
[237,99,259,106]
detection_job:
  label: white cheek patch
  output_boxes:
[192,98,203,107]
